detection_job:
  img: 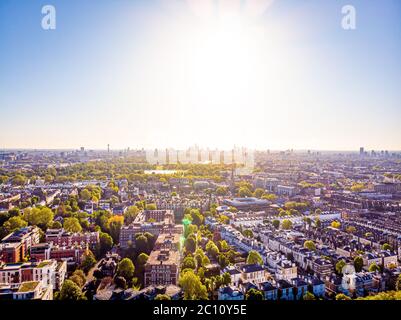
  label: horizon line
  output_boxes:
[1,147,401,153]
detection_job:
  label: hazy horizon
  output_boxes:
[1,0,401,151]
[1,146,401,153]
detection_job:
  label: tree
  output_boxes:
[70,269,86,287]
[262,194,277,201]
[12,175,27,186]
[107,215,124,243]
[315,218,322,229]
[52,221,62,229]
[0,175,8,184]
[97,232,113,257]
[22,207,54,230]
[368,262,381,273]
[243,229,253,238]
[185,235,197,254]
[69,274,84,288]
[80,250,97,274]
[124,206,140,224]
[183,221,196,238]
[194,248,209,268]
[117,258,135,283]
[331,221,341,229]
[145,203,157,210]
[304,240,316,251]
[272,220,280,229]
[135,233,150,254]
[217,253,230,269]
[44,174,54,183]
[303,292,316,300]
[74,269,86,284]
[202,255,211,266]
[63,217,82,233]
[281,219,293,230]
[219,240,230,252]
[253,188,265,198]
[205,240,220,259]
[346,226,357,234]
[357,291,401,300]
[222,272,231,286]
[236,181,253,191]
[136,252,149,266]
[350,183,365,193]
[58,280,87,300]
[354,256,364,272]
[182,256,196,270]
[284,201,309,211]
[238,187,252,198]
[190,209,204,226]
[2,216,28,233]
[382,243,392,251]
[80,189,92,201]
[335,260,346,274]
[245,288,263,300]
[246,250,263,265]
[114,276,127,289]
[155,294,171,300]
[179,270,208,300]
[335,293,351,300]
[216,187,228,196]
[109,195,119,205]
[217,215,229,225]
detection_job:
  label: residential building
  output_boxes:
[260,281,278,300]
[277,185,297,197]
[306,276,326,298]
[120,210,183,249]
[291,278,308,300]
[45,229,99,249]
[312,258,333,277]
[1,226,40,257]
[239,264,268,285]
[0,259,65,291]
[1,281,53,300]
[0,242,24,263]
[275,260,297,281]
[277,280,295,300]
[218,286,244,300]
[144,249,180,287]
[222,266,242,287]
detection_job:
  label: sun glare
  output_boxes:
[130,0,298,148]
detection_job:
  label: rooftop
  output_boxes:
[18,281,40,293]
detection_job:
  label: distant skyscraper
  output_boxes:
[359,147,364,156]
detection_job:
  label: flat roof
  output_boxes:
[18,281,40,293]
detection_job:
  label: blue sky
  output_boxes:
[0,0,400,150]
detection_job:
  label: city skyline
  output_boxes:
[1,145,401,153]
[1,0,401,151]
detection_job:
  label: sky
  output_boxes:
[0,0,400,151]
